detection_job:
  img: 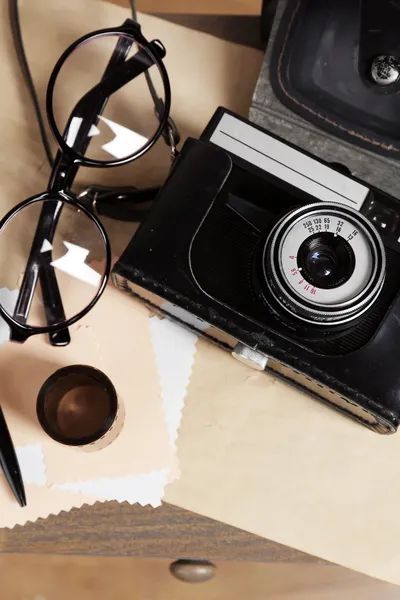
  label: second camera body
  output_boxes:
[114,108,400,434]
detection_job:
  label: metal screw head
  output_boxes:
[370,55,400,86]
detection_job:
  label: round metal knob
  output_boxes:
[169,560,216,583]
[370,55,400,86]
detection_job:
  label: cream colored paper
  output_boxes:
[0,284,172,485]
[165,340,400,585]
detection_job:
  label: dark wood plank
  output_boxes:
[0,502,323,563]
[0,556,391,599]
[152,14,264,49]
[108,0,263,15]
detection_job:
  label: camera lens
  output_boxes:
[262,202,385,325]
[297,232,355,289]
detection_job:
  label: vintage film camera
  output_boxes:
[113,108,400,434]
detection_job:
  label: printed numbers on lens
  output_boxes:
[324,217,330,231]
[347,228,359,242]
[287,272,318,296]
[336,219,344,234]
[313,217,322,232]
[303,283,317,295]
[303,220,315,234]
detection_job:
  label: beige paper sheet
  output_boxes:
[166,340,400,585]
[0,283,172,485]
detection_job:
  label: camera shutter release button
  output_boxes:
[232,343,269,370]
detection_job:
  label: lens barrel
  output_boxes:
[297,231,356,290]
[262,203,386,325]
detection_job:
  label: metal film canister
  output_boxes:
[37,365,124,451]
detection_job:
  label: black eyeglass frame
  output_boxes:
[1,19,171,344]
[0,194,112,343]
[46,22,171,168]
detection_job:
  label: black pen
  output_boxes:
[0,407,26,507]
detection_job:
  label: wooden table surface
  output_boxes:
[0,502,318,563]
[111,0,263,15]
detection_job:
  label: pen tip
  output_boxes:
[18,492,27,508]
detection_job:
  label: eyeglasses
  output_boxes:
[1,18,171,345]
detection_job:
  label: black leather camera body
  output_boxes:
[113,108,400,434]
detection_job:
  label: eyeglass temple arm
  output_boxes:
[11,200,68,345]
[13,32,136,344]
[46,37,166,196]
[78,38,178,152]
[52,35,142,190]
[62,40,167,165]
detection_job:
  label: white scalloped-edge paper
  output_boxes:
[55,469,169,507]
[16,444,46,486]
[0,444,46,486]
[149,315,199,450]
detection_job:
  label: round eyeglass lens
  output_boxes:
[51,33,167,163]
[0,198,108,330]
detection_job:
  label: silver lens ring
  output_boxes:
[262,202,386,325]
